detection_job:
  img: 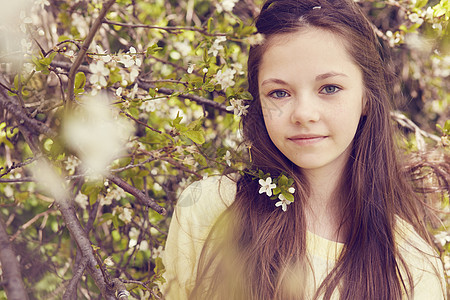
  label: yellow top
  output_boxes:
[163,176,446,299]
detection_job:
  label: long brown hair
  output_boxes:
[190,0,437,299]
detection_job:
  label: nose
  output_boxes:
[290,93,320,125]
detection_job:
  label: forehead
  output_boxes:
[258,28,359,79]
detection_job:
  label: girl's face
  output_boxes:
[259,27,364,175]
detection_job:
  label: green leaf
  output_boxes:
[415,0,428,8]
[146,44,163,56]
[282,191,294,202]
[278,174,288,186]
[172,112,183,126]
[207,17,213,33]
[185,130,205,144]
[74,72,86,90]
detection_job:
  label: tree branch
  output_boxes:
[107,174,167,215]
[103,18,228,37]
[0,81,56,138]
[137,78,228,113]
[67,0,117,106]
[0,216,29,300]
[62,256,88,300]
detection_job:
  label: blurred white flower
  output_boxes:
[64,155,81,174]
[116,87,123,97]
[226,98,249,117]
[435,231,450,247]
[187,63,195,74]
[151,245,164,259]
[103,256,114,266]
[118,207,133,223]
[95,45,112,63]
[408,13,423,25]
[140,100,156,113]
[3,185,14,198]
[208,36,226,57]
[174,41,191,57]
[63,93,134,178]
[247,33,265,46]
[74,192,88,210]
[34,0,50,10]
[215,68,236,90]
[217,0,238,13]
[89,60,110,87]
[30,159,67,201]
[223,150,232,166]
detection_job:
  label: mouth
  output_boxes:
[288,135,327,145]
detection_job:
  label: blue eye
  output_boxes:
[320,85,340,94]
[269,90,289,98]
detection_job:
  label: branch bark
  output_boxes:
[108,174,167,215]
[0,217,29,300]
[0,79,56,138]
[12,119,116,299]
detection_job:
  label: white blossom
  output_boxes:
[89,60,110,87]
[208,36,227,57]
[140,100,156,113]
[103,256,114,266]
[259,177,276,197]
[435,231,450,247]
[226,98,249,117]
[64,155,81,174]
[288,187,295,194]
[116,87,123,97]
[151,245,164,259]
[247,33,265,46]
[174,41,191,57]
[216,0,239,13]
[187,63,195,74]
[408,13,424,25]
[215,68,236,90]
[3,185,14,198]
[223,150,232,166]
[118,207,133,223]
[74,192,88,210]
[275,194,292,212]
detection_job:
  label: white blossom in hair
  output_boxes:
[312,6,321,9]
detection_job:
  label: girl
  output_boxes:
[163,0,447,299]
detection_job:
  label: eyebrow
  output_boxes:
[260,72,348,86]
[315,72,348,81]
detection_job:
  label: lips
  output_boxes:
[288,134,327,145]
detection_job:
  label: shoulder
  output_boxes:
[176,174,237,213]
[394,217,447,299]
[173,175,238,238]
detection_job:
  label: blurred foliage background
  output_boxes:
[0,0,448,299]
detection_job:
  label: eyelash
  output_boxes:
[319,85,341,95]
[268,90,289,98]
[267,85,342,99]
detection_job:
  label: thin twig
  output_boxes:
[62,256,89,300]
[9,210,54,242]
[67,0,117,107]
[103,18,228,37]
[107,174,166,215]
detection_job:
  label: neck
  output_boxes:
[302,164,348,243]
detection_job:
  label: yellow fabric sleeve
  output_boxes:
[162,176,236,299]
